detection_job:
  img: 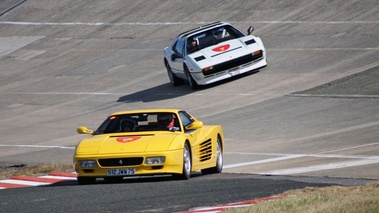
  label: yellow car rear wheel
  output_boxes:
[202,136,223,174]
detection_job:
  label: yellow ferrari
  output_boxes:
[74,109,224,184]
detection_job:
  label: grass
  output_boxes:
[0,163,74,180]
[226,180,379,213]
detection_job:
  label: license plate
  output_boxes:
[229,68,240,76]
[107,168,136,176]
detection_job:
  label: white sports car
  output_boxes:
[163,21,267,89]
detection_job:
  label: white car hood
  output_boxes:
[191,38,261,68]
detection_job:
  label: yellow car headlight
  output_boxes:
[145,157,165,165]
[78,160,98,168]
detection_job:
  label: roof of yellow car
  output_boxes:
[110,108,182,115]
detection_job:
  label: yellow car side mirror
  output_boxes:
[77,126,94,134]
[185,121,203,130]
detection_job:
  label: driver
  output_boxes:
[213,28,226,43]
[119,118,136,132]
[188,37,200,53]
[157,113,179,131]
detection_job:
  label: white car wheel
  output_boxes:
[165,61,182,86]
[184,66,198,90]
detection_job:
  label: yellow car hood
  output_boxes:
[76,133,177,155]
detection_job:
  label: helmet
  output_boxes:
[120,118,136,131]
[213,28,225,40]
[157,113,173,127]
[192,37,199,46]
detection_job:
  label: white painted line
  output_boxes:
[224,148,379,175]
[0,21,188,26]
[223,155,305,169]
[288,94,379,98]
[254,20,379,24]
[317,142,379,154]
[306,154,379,160]
[294,121,379,142]
[271,47,379,51]
[226,152,379,160]
[259,159,379,175]
[38,176,76,180]
[226,152,287,156]
[1,21,378,26]
[4,92,125,95]
[0,144,75,149]
[0,179,50,186]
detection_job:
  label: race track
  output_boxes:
[0,0,378,194]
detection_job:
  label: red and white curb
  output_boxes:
[0,172,76,189]
[177,195,281,213]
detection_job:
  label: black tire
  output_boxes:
[202,136,223,174]
[77,177,96,185]
[184,66,199,90]
[172,142,192,180]
[165,61,182,86]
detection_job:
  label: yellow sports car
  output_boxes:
[74,109,224,184]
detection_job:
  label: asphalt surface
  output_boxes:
[295,66,379,96]
[0,0,378,212]
[0,173,358,213]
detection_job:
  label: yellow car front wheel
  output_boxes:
[172,142,192,180]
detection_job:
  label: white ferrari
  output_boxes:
[163,21,267,89]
